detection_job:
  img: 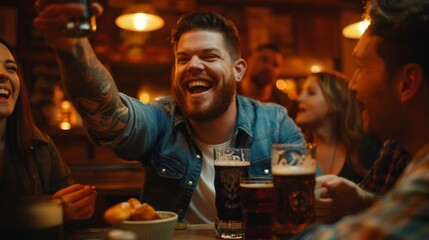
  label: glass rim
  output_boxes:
[240,177,273,183]
[213,147,250,151]
[272,143,306,147]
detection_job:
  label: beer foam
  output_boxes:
[25,202,63,228]
[240,183,274,188]
[272,165,315,175]
[214,160,250,166]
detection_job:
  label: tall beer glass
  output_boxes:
[271,144,316,239]
[214,148,250,239]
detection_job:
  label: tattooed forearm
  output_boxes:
[56,39,128,140]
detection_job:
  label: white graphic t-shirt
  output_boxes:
[184,138,232,223]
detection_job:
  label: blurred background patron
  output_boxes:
[295,71,381,182]
[238,43,298,119]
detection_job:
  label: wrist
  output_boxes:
[359,189,379,209]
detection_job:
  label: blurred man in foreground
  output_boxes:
[297,0,429,238]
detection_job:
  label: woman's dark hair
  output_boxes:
[0,37,38,196]
[366,0,429,81]
[170,12,241,61]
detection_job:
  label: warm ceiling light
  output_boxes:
[310,64,322,73]
[342,20,370,39]
[115,3,165,32]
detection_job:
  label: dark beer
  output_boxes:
[214,148,250,239]
[214,162,250,221]
[240,178,273,240]
[272,167,315,239]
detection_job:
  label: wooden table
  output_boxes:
[173,224,216,240]
[68,224,217,240]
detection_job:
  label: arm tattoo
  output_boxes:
[56,40,129,141]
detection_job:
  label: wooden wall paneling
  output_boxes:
[295,7,341,58]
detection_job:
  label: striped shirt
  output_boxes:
[295,143,429,239]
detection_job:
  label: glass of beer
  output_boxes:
[36,0,97,37]
[271,144,316,239]
[240,177,273,240]
[64,0,97,37]
[214,148,250,239]
[15,196,64,240]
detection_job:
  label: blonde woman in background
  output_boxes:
[295,71,381,183]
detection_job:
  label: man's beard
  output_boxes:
[173,77,236,122]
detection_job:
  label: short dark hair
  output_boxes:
[255,43,282,55]
[170,12,241,60]
[366,0,429,81]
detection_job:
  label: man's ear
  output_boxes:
[233,59,247,82]
[399,63,424,102]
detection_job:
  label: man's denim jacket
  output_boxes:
[98,94,305,221]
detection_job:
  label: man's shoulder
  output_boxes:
[236,95,303,144]
[122,94,177,116]
[237,95,289,124]
[237,95,286,112]
[152,96,186,122]
[153,96,176,110]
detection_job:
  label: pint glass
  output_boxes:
[4,196,65,240]
[271,144,316,239]
[64,0,97,37]
[240,177,273,240]
[214,148,250,239]
[36,0,96,37]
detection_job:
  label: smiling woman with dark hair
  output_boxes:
[0,37,97,235]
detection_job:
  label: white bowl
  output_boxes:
[114,211,178,240]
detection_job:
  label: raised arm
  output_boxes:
[34,2,128,141]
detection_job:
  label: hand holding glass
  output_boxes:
[36,0,97,37]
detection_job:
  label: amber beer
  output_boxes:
[214,148,250,239]
[240,178,273,240]
[20,197,64,240]
[271,144,316,239]
[272,167,315,239]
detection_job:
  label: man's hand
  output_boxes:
[315,185,334,223]
[33,1,103,51]
[315,175,377,223]
[53,184,97,221]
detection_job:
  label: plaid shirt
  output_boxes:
[295,143,429,240]
[359,139,411,195]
